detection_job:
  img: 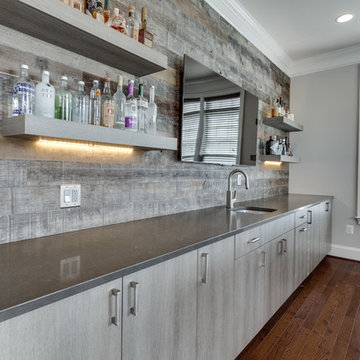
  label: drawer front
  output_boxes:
[295,209,309,227]
[264,213,295,243]
[235,225,265,259]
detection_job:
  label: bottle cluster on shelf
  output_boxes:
[11,64,158,135]
[59,0,154,48]
[271,97,288,118]
[265,136,293,156]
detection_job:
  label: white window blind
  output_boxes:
[182,99,201,160]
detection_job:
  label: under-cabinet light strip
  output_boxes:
[264,161,282,166]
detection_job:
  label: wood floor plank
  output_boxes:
[345,302,360,360]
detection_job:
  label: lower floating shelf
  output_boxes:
[1,115,178,151]
[260,155,300,163]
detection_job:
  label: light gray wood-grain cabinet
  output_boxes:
[122,251,197,360]
[196,236,235,360]
[320,201,332,256]
[294,222,309,288]
[308,204,321,273]
[0,279,123,360]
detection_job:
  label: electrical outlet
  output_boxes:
[60,184,81,208]
[346,224,354,235]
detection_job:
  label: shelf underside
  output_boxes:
[260,155,300,163]
[0,0,167,77]
[263,117,304,132]
[1,115,178,151]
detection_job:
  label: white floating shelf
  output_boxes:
[263,117,303,132]
[260,155,300,163]
[1,115,178,151]
[0,0,167,77]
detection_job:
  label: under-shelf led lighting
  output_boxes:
[336,14,354,23]
[264,161,282,166]
[37,139,133,154]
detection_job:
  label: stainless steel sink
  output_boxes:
[230,206,277,214]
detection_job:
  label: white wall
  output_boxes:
[290,64,360,259]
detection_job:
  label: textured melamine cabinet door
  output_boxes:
[280,229,295,300]
[295,223,310,288]
[122,251,197,360]
[308,204,321,273]
[324,201,332,254]
[196,236,235,360]
[234,247,266,356]
[0,279,122,360]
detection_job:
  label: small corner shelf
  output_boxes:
[1,115,178,151]
[0,0,167,77]
[260,155,300,163]
[263,117,303,132]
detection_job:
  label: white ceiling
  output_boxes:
[205,0,360,77]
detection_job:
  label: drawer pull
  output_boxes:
[248,237,261,244]
[260,251,267,268]
[282,239,287,253]
[201,253,210,284]
[299,215,306,219]
[130,281,139,316]
[111,288,121,326]
[307,210,313,224]
[300,227,308,232]
[325,202,330,212]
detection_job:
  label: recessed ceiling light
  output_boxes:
[336,14,354,23]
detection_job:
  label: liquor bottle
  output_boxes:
[86,0,97,16]
[137,84,148,133]
[89,80,101,125]
[265,136,274,155]
[276,98,281,117]
[12,64,35,116]
[73,81,89,124]
[109,8,127,34]
[55,76,72,121]
[113,75,126,129]
[35,70,55,118]
[73,0,85,12]
[103,0,110,23]
[147,85,157,135]
[125,80,138,131]
[126,5,139,41]
[271,98,277,117]
[101,77,115,127]
[93,1,104,22]
[139,7,154,48]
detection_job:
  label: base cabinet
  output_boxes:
[0,279,123,360]
[294,223,309,287]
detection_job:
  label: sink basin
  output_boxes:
[231,206,277,214]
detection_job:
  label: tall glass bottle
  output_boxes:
[89,80,101,125]
[73,81,89,124]
[126,5,139,40]
[12,64,35,116]
[137,84,148,133]
[55,76,72,121]
[101,77,115,127]
[113,75,126,129]
[103,0,110,23]
[125,80,137,131]
[35,70,55,118]
[147,85,157,135]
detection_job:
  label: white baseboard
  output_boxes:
[328,244,360,261]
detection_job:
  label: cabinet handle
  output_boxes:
[201,253,210,284]
[307,210,312,224]
[130,281,139,316]
[111,288,121,326]
[299,215,306,219]
[260,251,267,267]
[325,202,330,212]
[300,227,308,232]
[247,237,261,244]
[282,239,287,253]
[277,240,283,255]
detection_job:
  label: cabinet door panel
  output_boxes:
[197,236,235,360]
[281,229,295,300]
[0,279,122,360]
[308,204,321,273]
[122,252,197,360]
[295,224,309,288]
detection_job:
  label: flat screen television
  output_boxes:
[180,55,258,166]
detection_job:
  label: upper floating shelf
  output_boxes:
[1,115,178,151]
[0,0,168,77]
[263,117,304,132]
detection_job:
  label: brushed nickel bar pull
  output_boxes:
[201,253,210,284]
[299,215,306,219]
[300,227,308,232]
[282,239,287,253]
[325,202,330,212]
[261,251,267,267]
[277,240,284,255]
[130,281,139,316]
[248,237,261,244]
[307,210,313,224]
[111,288,121,326]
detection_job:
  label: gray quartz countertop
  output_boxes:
[0,193,332,322]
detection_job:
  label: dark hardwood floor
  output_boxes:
[236,256,360,360]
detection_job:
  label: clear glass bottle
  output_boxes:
[103,0,110,23]
[93,1,104,22]
[125,79,138,131]
[113,75,126,129]
[35,70,55,118]
[126,5,139,40]
[139,7,154,48]
[89,80,101,125]
[55,76,72,121]
[109,8,127,34]
[147,85,157,135]
[137,84,148,133]
[72,81,89,124]
[101,77,115,127]
[12,64,35,116]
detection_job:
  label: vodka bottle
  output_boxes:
[113,75,126,129]
[137,84,148,133]
[126,5,139,40]
[55,76,72,121]
[35,70,55,118]
[89,80,101,125]
[101,77,115,127]
[73,81,89,124]
[147,85,157,135]
[125,80,137,131]
[12,64,35,116]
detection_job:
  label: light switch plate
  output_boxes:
[60,184,81,208]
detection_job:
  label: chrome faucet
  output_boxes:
[226,169,249,209]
